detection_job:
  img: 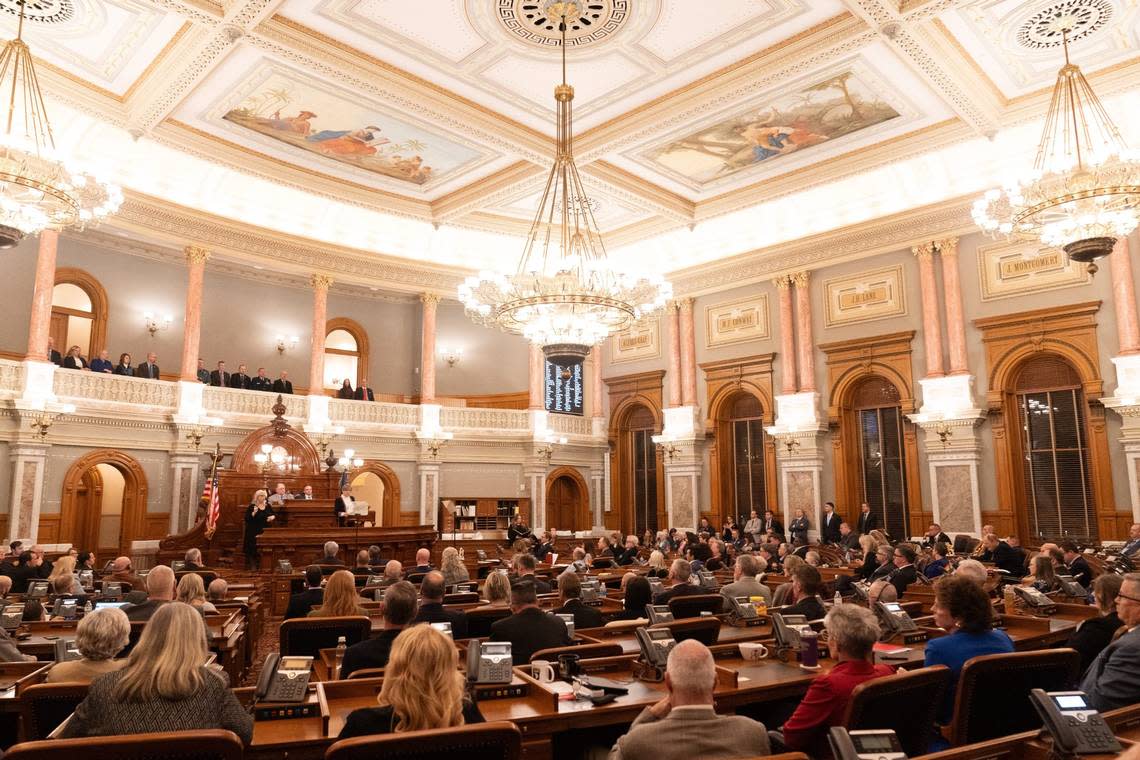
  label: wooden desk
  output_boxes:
[273,500,374,528]
[255,525,435,572]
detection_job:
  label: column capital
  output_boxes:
[935,237,959,257]
[791,270,810,288]
[420,293,441,307]
[773,275,792,290]
[184,245,210,265]
[912,241,936,260]
[311,273,333,291]
[676,296,694,313]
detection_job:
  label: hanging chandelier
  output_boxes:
[972,17,1140,274]
[0,0,121,248]
[458,2,671,366]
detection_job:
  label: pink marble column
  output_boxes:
[1111,237,1140,355]
[678,297,697,406]
[24,230,58,361]
[666,301,682,407]
[528,343,543,410]
[421,294,440,403]
[308,275,332,394]
[913,243,945,377]
[793,272,816,393]
[591,345,604,419]
[179,246,210,381]
[775,276,797,394]
[938,238,969,374]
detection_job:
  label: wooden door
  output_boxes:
[49,313,68,357]
[548,476,581,531]
[74,468,102,554]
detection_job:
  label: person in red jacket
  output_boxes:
[775,604,895,755]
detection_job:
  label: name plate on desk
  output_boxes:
[900,631,928,645]
[473,676,530,701]
[254,699,321,721]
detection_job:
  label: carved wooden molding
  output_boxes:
[57,449,150,557]
[325,316,371,392]
[353,460,402,528]
[53,267,110,361]
[546,466,592,532]
[604,370,664,536]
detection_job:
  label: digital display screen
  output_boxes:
[430,622,452,633]
[1055,695,1088,710]
[484,643,510,655]
[94,602,127,610]
[854,735,896,750]
[649,629,672,640]
[885,603,903,613]
[544,359,584,416]
[279,657,311,671]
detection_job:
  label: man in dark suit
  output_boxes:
[195,358,210,384]
[821,503,842,544]
[354,379,375,401]
[319,541,345,568]
[980,534,1025,577]
[553,572,603,629]
[763,510,784,541]
[512,552,551,594]
[920,523,952,550]
[653,559,706,605]
[183,548,208,572]
[887,544,918,598]
[1080,573,1140,711]
[489,580,572,664]
[412,572,468,637]
[229,363,250,389]
[341,581,417,678]
[838,523,861,553]
[532,530,555,560]
[1062,541,1094,588]
[209,361,230,387]
[272,371,294,395]
[135,352,160,379]
[1121,523,1140,558]
[856,503,878,535]
[285,566,325,620]
[249,367,272,391]
[46,337,62,366]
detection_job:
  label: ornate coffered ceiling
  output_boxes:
[7,0,1140,291]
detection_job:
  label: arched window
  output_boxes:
[626,405,659,537]
[1015,356,1096,541]
[51,269,107,360]
[852,376,908,539]
[724,393,767,518]
[323,318,369,392]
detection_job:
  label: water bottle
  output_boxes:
[833,590,842,607]
[83,599,92,616]
[335,636,347,679]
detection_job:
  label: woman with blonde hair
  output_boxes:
[46,607,130,683]
[646,550,668,578]
[60,603,252,743]
[47,555,83,595]
[339,624,482,737]
[480,570,510,607]
[309,570,368,618]
[440,546,469,587]
[242,488,275,569]
[176,573,218,614]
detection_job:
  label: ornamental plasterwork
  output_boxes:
[53,371,179,408]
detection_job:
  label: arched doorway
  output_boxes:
[51,268,108,361]
[58,450,147,557]
[350,462,401,526]
[613,402,663,537]
[324,317,370,393]
[710,390,775,526]
[546,466,590,531]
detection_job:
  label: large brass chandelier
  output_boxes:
[458,2,671,366]
[0,1,121,248]
[972,20,1140,274]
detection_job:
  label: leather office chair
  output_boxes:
[667,593,724,619]
[947,648,1081,746]
[175,570,218,587]
[406,573,428,585]
[652,617,721,645]
[443,592,480,605]
[347,667,386,679]
[326,720,521,760]
[591,559,615,569]
[529,642,623,664]
[4,729,244,759]
[465,607,511,638]
[21,682,89,741]
[953,535,979,555]
[279,615,371,657]
[842,664,949,758]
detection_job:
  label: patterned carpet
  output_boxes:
[244,615,283,686]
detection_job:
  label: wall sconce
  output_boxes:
[316,425,345,468]
[143,311,172,337]
[275,335,299,354]
[424,437,450,459]
[440,346,463,368]
[29,403,75,441]
[185,416,223,452]
[783,438,800,456]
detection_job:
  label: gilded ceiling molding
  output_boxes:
[581,161,694,223]
[431,162,546,222]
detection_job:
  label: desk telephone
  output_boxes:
[697,570,718,589]
[771,613,811,650]
[1014,585,1058,610]
[254,653,312,703]
[77,570,93,590]
[53,638,81,663]
[1030,690,1122,755]
[647,578,664,597]
[1056,575,1088,597]
[26,581,49,599]
[102,582,122,600]
[636,627,676,668]
[1,604,23,631]
[555,613,575,638]
[646,604,674,625]
[467,641,513,684]
[875,601,918,636]
[730,596,760,620]
[829,727,907,760]
[51,598,78,621]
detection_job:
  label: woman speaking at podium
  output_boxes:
[243,489,276,569]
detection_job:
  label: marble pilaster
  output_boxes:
[591,346,605,420]
[523,459,548,532]
[913,243,945,377]
[775,276,797,395]
[590,469,605,531]
[660,442,701,532]
[666,301,682,407]
[8,441,49,542]
[938,238,969,375]
[773,430,826,540]
[528,343,543,410]
[169,451,204,533]
[678,298,697,407]
[421,294,440,403]
[308,274,332,397]
[25,230,57,362]
[913,416,985,535]
[792,272,816,392]
[179,246,210,381]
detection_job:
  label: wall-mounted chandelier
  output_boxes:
[458,2,671,365]
[0,0,121,248]
[972,10,1140,274]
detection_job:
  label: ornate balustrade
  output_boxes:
[549,413,592,436]
[53,368,178,408]
[440,406,530,432]
[327,398,419,427]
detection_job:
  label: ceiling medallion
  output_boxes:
[1015,0,1112,49]
[461,2,670,366]
[0,0,72,25]
[496,0,629,48]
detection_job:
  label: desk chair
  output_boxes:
[347,667,386,679]
[326,721,521,760]
[842,664,949,758]
[4,729,243,760]
[667,594,724,619]
[21,682,89,741]
[465,607,511,638]
[947,648,1081,746]
[443,592,479,605]
[279,616,371,658]
[651,617,721,646]
[530,642,623,664]
[406,573,428,585]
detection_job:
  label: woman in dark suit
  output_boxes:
[789,509,810,546]
[63,345,88,370]
[611,576,652,621]
[113,353,133,376]
[334,484,354,526]
[1067,574,1123,674]
[337,379,354,399]
[242,489,275,569]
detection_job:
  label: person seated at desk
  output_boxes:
[887,544,919,598]
[867,579,897,605]
[652,559,705,606]
[309,570,368,618]
[609,639,770,760]
[22,599,46,623]
[837,523,861,554]
[60,603,253,744]
[351,550,373,575]
[411,547,434,575]
[610,576,652,623]
[925,575,1014,727]
[1068,574,1124,675]
[298,484,314,500]
[1121,522,1140,558]
[532,530,555,560]
[775,604,894,754]
[378,560,403,587]
[206,578,228,605]
[267,481,291,506]
[615,535,641,566]
[6,550,40,594]
[720,554,772,612]
[553,572,603,629]
[920,523,952,550]
[319,540,345,568]
[123,565,176,622]
[183,547,209,572]
[366,545,384,568]
[339,624,482,739]
[780,564,827,620]
[284,566,324,620]
[46,607,130,683]
[489,580,572,665]
[478,570,511,609]
[47,555,84,596]
[1061,541,1094,588]
[924,543,951,580]
[1080,572,1140,711]
[979,533,1025,578]
[512,552,551,594]
[645,550,668,579]
[704,539,726,571]
[507,514,533,546]
[953,558,989,588]
[1024,555,1061,593]
[108,556,143,591]
[412,572,468,637]
[176,573,217,615]
[440,546,469,587]
[341,581,418,678]
[0,576,11,600]
[50,575,88,610]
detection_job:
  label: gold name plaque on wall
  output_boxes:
[978,241,1089,301]
[610,317,661,363]
[705,294,770,348]
[824,265,906,327]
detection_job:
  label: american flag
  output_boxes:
[204,467,221,539]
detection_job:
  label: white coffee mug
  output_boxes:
[739,642,769,661]
[531,659,556,683]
